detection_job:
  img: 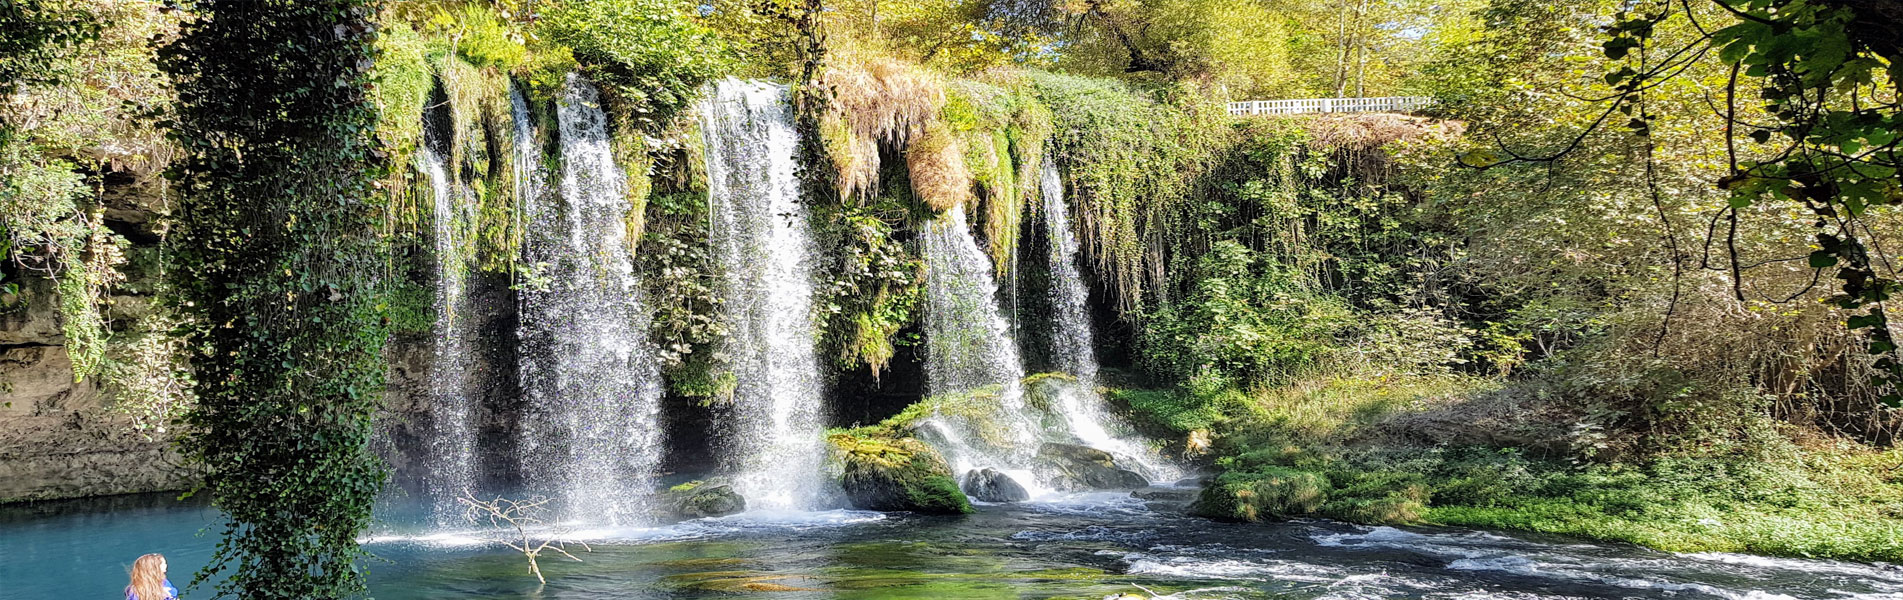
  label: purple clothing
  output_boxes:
[126,579,178,600]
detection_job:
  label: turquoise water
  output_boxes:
[5,491,1901,599]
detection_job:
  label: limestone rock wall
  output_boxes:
[0,167,193,503]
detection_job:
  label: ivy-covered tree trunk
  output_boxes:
[159,1,390,598]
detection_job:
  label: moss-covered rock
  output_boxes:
[662,480,747,518]
[829,433,974,515]
[1037,442,1150,490]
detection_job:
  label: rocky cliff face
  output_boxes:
[0,167,193,503]
[376,270,524,497]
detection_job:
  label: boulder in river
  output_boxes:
[961,468,1031,502]
[1037,442,1150,490]
[830,433,974,515]
[1131,486,1198,502]
[663,481,747,518]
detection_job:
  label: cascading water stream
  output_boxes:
[517,75,666,524]
[699,79,831,511]
[1038,162,1182,482]
[921,204,1046,494]
[419,140,478,523]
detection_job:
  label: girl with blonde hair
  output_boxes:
[125,553,178,600]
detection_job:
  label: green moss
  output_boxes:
[668,480,704,493]
[382,277,433,336]
[1163,374,1903,562]
[830,432,975,515]
[448,3,527,71]
[905,474,972,514]
[373,21,432,160]
[1194,466,1328,522]
[1022,372,1079,413]
[1113,387,1230,435]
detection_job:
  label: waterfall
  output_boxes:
[699,79,830,511]
[419,140,477,523]
[921,204,1045,493]
[517,75,666,524]
[1038,163,1182,482]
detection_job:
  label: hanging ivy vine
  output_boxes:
[159,1,390,597]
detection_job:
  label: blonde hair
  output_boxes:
[127,553,168,600]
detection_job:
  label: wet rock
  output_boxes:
[664,481,747,518]
[1131,486,1198,502]
[961,468,1030,502]
[1037,442,1150,490]
[1040,441,1117,464]
[830,433,973,515]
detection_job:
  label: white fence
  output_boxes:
[1227,96,1432,116]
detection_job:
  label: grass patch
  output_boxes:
[1126,374,1903,563]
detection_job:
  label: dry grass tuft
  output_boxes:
[906,120,972,213]
[817,43,947,201]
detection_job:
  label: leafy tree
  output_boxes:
[1462,0,1903,405]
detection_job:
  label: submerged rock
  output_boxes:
[1131,486,1198,502]
[830,433,974,515]
[663,481,747,518]
[961,468,1031,502]
[1037,442,1150,490]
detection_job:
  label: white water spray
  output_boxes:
[1038,162,1182,482]
[699,78,832,511]
[517,75,667,524]
[419,140,478,523]
[921,204,1047,492]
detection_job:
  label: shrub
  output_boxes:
[536,0,729,120]
[1140,240,1350,387]
[1195,466,1329,522]
[448,3,526,71]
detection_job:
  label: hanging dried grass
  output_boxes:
[906,120,971,213]
[816,43,947,201]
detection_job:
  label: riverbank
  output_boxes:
[1115,375,1903,563]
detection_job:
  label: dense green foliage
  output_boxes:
[1600,0,1903,404]
[0,0,97,97]
[160,1,391,597]
[537,0,730,122]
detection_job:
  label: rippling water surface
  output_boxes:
[6,490,1900,599]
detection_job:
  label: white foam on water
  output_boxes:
[360,530,500,549]
[1681,551,1903,586]
[1122,554,1343,584]
[1447,556,1800,600]
[1011,525,1155,544]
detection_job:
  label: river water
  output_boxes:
[6,489,1899,599]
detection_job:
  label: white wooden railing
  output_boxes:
[1226,96,1432,116]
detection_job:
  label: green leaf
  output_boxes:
[1809,251,1839,268]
